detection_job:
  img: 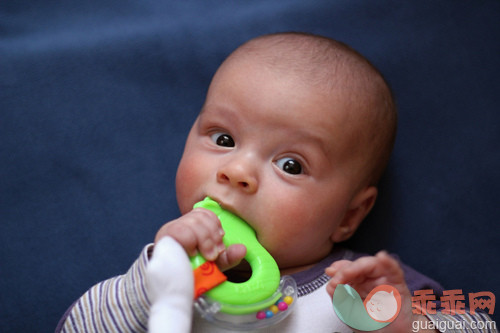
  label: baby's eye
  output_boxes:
[276,157,303,175]
[210,133,235,147]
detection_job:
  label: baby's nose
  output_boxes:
[216,160,258,194]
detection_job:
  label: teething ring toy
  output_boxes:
[190,197,297,330]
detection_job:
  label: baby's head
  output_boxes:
[176,33,397,271]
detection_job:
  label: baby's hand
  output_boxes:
[154,208,246,271]
[325,251,435,332]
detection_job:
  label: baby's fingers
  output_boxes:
[336,252,396,283]
[187,208,226,260]
[326,251,404,298]
[325,260,352,297]
[325,259,352,277]
[155,208,225,261]
[182,208,226,261]
[215,244,247,271]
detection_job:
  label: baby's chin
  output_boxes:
[270,250,314,273]
[276,245,334,275]
[278,261,316,275]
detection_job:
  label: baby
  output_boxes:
[57,33,488,332]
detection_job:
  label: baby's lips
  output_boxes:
[207,195,252,227]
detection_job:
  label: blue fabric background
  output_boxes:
[1,1,499,331]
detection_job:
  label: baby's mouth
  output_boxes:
[207,196,241,219]
[206,194,262,240]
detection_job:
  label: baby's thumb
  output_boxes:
[215,244,247,271]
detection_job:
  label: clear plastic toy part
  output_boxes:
[195,275,297,331]
[190,197,298,330]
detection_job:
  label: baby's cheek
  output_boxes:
[175,181,198,214]
[176,160,206,209]
[258,232,302,267]
[252,191,331,265]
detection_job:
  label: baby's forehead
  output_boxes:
[218,52,379,141]
[234,39,383,105]
[220,35,392,138]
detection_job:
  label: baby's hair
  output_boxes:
[228,32,397,186]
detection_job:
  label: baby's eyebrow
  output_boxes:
[199,104,240,125]
[290,128,330,159]
[196,107,235,132]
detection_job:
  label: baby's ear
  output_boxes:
[332,186,378,243]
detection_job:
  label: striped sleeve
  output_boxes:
[426,311,497,332]
[56,244,154,333]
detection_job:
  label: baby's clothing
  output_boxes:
[56,245,494,333]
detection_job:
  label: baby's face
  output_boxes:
[176,56,367,270]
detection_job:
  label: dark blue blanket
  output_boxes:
[1,1,499,331]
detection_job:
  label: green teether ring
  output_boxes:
[190,197,281,315]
